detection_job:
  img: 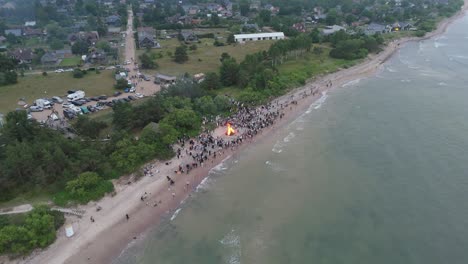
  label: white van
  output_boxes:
[67,91,85,101]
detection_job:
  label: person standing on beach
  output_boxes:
[126,214,129,220]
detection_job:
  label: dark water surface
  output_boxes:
[115,14,468,264]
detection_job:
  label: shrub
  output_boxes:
[72,68,84,78]
[65,172,114,204]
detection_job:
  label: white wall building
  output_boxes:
[234,32,285,43]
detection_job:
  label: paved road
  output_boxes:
[124,9,161,96]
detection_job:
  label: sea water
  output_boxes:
[115,14,468,264]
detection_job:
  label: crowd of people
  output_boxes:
[122,86,322,222]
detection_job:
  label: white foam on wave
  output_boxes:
[170,208,181,221]
[310,91,328,110]
[196,177,212,192]
[438,82,448,86]
[209,155,232,173]
[283,132,295,143]
[454,55,468,60]
[265,160,285,173]
[220,229,242,264]
[272,141,283,153]
[408,65,420,69]
[386,67,397,73]
[400,79,411,83]
[434,41,448,48]
[342,79,361,87]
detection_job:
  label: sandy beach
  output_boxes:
[8,2,467,264]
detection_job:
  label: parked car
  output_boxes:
[63,109,75,119]
[90,97,99,101]
[67,90,76,94]
[62,102,72,108]
[122,98,130,102]
[80,106,89,114]
[64,68,74,72]
[54,69,64,73]
[98,95,108,100]
[30,106,43,112]
[70,105,82,114]
[113,91,122,97]
[87,105,96,112]
[52,96,63,103]
[128,95,136,100]
[143,75,150,81]
[135,93,144,98]
[124,87,130,93]
[129,87,136,93]
[71,100,85,106]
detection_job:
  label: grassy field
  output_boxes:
[277,45,361,77]
[0,71,116,114]
[59,57,82,67]
[137,38,275,76]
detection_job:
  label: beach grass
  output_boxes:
[0,71,116,114]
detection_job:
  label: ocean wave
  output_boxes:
[209,155,232,173]
[220,229,242,264]
[342,79,361,87]
[271,141,283,154]
[310,91,328,110]
[438,82,448,86]
[386,67,397,73]
[400,79,412,83]
[170,208,181,221]
[283,132,295,143]
[196,177,213,192]
[454,55,468,59]
[434,41,448,48]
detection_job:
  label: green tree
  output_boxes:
[210,13,220,25]
[239,0,250,16]
[114,78,130,90]
[200,72,221,90]
[214,95,231,112]
[194,96,217,116]
[73,115,107,139]
[139,52,158,69]
[71,40,90,55]
[66,172,113,203]
[72,68,84,78]
[219,58,239,86]
[48,38,64,50]
[174,46,188,63]
[96,41,111,52]
[227,34,235,44]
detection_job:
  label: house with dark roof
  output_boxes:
[137,27,160,48]
[180,30,198,43]
[87,50,107,64]
[23,28,43,37]
[364,23,388,35]
[68,31,100,45]
[41,52,59,65]
[9,48,34,64]
[106,15,121,26]
[54,49,72,59]
[5,29,22,37]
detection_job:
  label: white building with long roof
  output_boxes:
[234,32,285,43]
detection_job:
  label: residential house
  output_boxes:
[138,32,161,48]
[106,15,121,27]
[0,36,6,44]
[137,27,160,48]
[23,28,43,38]
[292,23,306,33]
[9,48,34,64]
[68,31,100,45]
[264,4,280,14]
[4,29,22,37]
[41,52,59,65]
[54,49,72,59]
[234,32,285,43]
[188,5,200,15]
[87,50,107,64]
[322,25,346,35]
[180,30,198,43]
[24,21,36,27]
[70,21,87,33]
[364,23,388,35]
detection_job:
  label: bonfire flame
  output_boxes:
[226,123,236,136]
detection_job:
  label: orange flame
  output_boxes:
[226,123,236,136]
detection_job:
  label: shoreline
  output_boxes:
[13,3,467,264]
